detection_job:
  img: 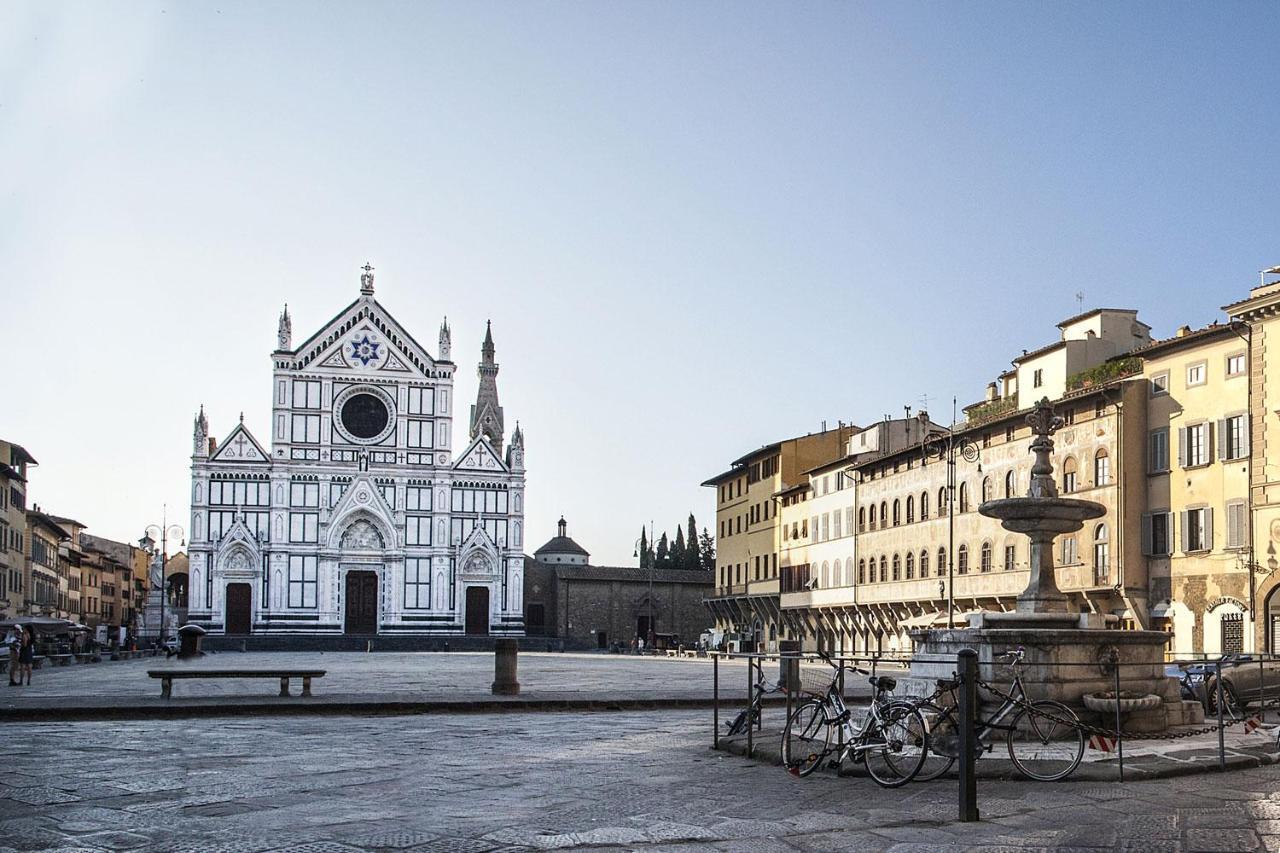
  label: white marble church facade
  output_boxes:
[186,265,526,637]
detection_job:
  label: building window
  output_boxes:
[291,414,321,444]
[892,500,901,526]
[406,515,432,546]
[820,514,829,542]
[287,556,317,608]
[1095,399,1106,419]
[406,420,434,448]
[1142,512,1172,556]
[858,507,865,532]
[920,491,929,520]
[1061,536,1078,566]
[404,558,431,608]
[937,547,946,577]
[1148,428,1169,473]
[1004,544,1016,571]
[1181,423,1210,468]
[1033,368,1043,388]
[920,549,930,578]
[1063,406,1075,425]
[1182,507,1212,553]
[981,477,991,503]
[880,501,888,527]
[980,542,992,573]
[905,552,915,579]
[858,559,866,585]
[938,487,947,514]
[906,496,915,524]
[292,380,321,409]
[832,511,841,539]
[868,505,876,531]
[290,481,320,507]
[879,556,887,583]
[289,513,318,543]
[1226,500,1248,550]
[406,386,435,415]
[1222,414,1248,461]
[957,545,969,575]
[958,483,969,513]
[892,554,900,581]
[1004,471,1015,499]
[1150,372,1169,396]
[1186,361,1207,387]
[1226,353,1246,377]
[1094,449,1110,486]
[1093,524,1109,585]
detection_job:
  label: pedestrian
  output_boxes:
[5,626,19,686]
[18,627,34,686]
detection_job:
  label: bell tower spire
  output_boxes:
[277,303,292,351]
[469,320,505,453]
[439,316,452,361]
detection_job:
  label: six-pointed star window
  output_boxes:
[351,335,381,366]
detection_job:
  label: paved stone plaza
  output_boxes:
[4,708,1280,851]
[0,652,760,709]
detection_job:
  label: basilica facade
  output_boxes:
[186,265,526,637]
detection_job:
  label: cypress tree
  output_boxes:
[639,526,649,569]
[686,513,698,569]
[656,533,670,567]
[699,528,716,572]
[673,526,687,570]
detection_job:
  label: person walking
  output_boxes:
[18,627,34,686]
[5,626,19,686]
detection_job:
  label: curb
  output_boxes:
[0,695,790,723]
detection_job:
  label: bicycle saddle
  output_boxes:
[871,675,896,692]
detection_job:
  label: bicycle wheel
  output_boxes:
[726,707,750,737]
[864,701,928,788]
[781,700,830,777]
[914,703,958,782]
[1006,700,1085,781]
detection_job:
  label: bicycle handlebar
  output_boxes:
[996,646,1026,663]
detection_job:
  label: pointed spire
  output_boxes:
[558,516,567,538]
[277,303,292,351]
[360,262,375,296]
[239,411,245,424]
[471,320,504,453]
[438,315,452,361]
[482,319,495,363]
[193,405,209,457]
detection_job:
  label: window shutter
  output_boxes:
[1140,513,1153,557]
[1180,511,1189,554]
[1177,427,1187,468]
[1204,508,1214,551]
[1206,422,1215,464]
[1217,419,1227,461]
[1242,415,1251,458]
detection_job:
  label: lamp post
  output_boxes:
[143,506,185,647]
[918,403,982,626]
[633,519,656,647]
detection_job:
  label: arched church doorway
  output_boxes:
[344,571,378,634]
[225,583,252,635]
[465,586,489,636]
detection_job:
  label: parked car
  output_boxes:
[1168,655,1280,714]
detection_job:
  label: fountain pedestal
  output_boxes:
[906,399,1198,732]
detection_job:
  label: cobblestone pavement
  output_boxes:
[4,709,1280,851]
[0,652,764,705]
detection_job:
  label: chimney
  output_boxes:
[985,382,998,402]
[1176,325,1192,338]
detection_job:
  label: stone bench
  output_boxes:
[147,669,326,699]
[74,653,96,664]
[48,654,74,667]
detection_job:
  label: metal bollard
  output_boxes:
[713,654,720,750]
[746,655,754,758]
[958,649,979,822]
[1216,659,1226,771]
[1261,656,1267,727]
[1113,654,1124,783]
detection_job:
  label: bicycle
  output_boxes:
[781,653,929,787]
[725,667,785,737]
[918,647,1086,782]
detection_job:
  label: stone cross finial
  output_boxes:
[360,262,375,295]
[1026,397,1064,499]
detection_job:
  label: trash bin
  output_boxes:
[778,640,802,695]
[177,624,207,659]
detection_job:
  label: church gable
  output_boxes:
[210,422,269,464]
[454,436,508,473]
[287,299,443,379]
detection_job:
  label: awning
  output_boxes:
[1149,601,1172,619]
[900,612,942,629]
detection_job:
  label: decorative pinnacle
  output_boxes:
[1026,397,1064,498]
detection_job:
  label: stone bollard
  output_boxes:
[492,639,520,695]
[176,624,207,660]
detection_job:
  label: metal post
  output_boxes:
[713,653,720,749]
[1261,655,1267,726]
[746,654,754,758]
[958,649,979,822]
[1216,659,1226,771]
[837,659,846,754]
[755,658,763,732]
[1113,658,1124,782]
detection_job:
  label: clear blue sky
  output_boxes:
[2,2,1278,564]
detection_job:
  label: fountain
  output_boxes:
[907,399,1199,731]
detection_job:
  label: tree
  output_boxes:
[673,526,687,570]
[699,528,716,572]
[639,526,649,569]
[656,532,670,567]
[686,513,698,569]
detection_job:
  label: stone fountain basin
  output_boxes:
[979,497,1106,534]
[1082,691,1163,713]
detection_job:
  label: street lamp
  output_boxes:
[632,519,656,648]
[144,505,185,647]
[918,404,982,627]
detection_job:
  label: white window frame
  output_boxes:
[292,379,321,409]
[289,512,318,543]
[1226,352,1246,378]
[1150,371,1170,396]
[1186,360,1207,388]
[287,556,317,608]
[1182,507,1212,553]
[291,414,320,444]
[406,515,432,546]
[404,558,431,609]
[1142,511,1172,556]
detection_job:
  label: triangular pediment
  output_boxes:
[453,436,508,473]
[210,423,269,464]
[325,473,398,548]
[284,297,445,379]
